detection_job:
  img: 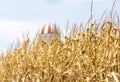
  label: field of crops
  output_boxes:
[0,11,120,82]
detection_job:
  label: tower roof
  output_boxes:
[38,24,60,34]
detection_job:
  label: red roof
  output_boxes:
[39,24,59,34]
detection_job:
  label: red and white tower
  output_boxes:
[38,24,60,34]
[37,23,61,44]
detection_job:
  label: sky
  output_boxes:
[0,0,120,54]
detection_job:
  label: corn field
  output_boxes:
[0,11,120,82]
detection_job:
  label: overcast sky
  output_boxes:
[0,0,120,53]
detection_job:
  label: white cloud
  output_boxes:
[0,20,40,52]
[0,20,40,39]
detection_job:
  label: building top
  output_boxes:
[38,24,60,34]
